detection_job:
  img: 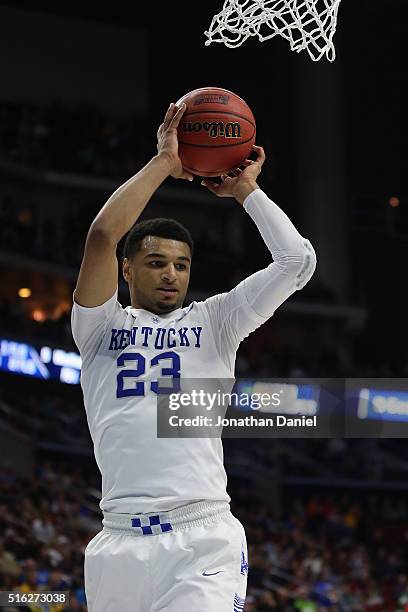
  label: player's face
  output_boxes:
[123,235,191,314]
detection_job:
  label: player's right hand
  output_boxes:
[157,103,194,181]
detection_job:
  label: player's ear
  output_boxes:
[123,257,131,282]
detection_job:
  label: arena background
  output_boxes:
[0,1,407,610]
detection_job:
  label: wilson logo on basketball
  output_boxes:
[193,95,229,105]
[182,121,241,139]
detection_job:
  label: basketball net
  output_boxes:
[204,0,342,62]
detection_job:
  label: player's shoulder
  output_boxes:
[188,293,228,321]
[71,290,131,335]
[196,292,229,308]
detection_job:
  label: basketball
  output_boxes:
[175,87,256,177]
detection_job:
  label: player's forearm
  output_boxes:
[90,154,172,244]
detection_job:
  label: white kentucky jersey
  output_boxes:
[71,189,317,513]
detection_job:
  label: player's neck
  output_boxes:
[130,304,181,317]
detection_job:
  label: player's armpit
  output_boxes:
[74,225,118,308]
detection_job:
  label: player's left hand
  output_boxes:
[200,145,266,202]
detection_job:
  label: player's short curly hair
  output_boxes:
[123,218,194,260]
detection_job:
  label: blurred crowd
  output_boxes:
[1,461,407,611]
[0,381,90,450]
[226,437,408,486]
[232,487,408,611]
[0,100,150,179]
[0,461,99,611]
[0,297,74,349]
[0,191,95,271]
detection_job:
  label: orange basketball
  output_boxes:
[175,87,256,177]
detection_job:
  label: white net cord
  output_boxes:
[204,0,342,62]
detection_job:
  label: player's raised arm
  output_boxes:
[74,103,193,308]
[201,146,317,342]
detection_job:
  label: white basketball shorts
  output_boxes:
[84,500,248,612]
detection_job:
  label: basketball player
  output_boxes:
[71,101,316,611]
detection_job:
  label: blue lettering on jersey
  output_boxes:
[117,351,181,397]
[109,326,203,351]
[119,329,130,350]
[178,327,189,347]
[168,328,176,348]
[154,328,166,350]
[109,329,121,350]
[191,327,202,347]
[141,327,153,346]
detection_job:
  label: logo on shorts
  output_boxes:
[130,515,172,535]
[240,550,248,576]
[202,570,224,576]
